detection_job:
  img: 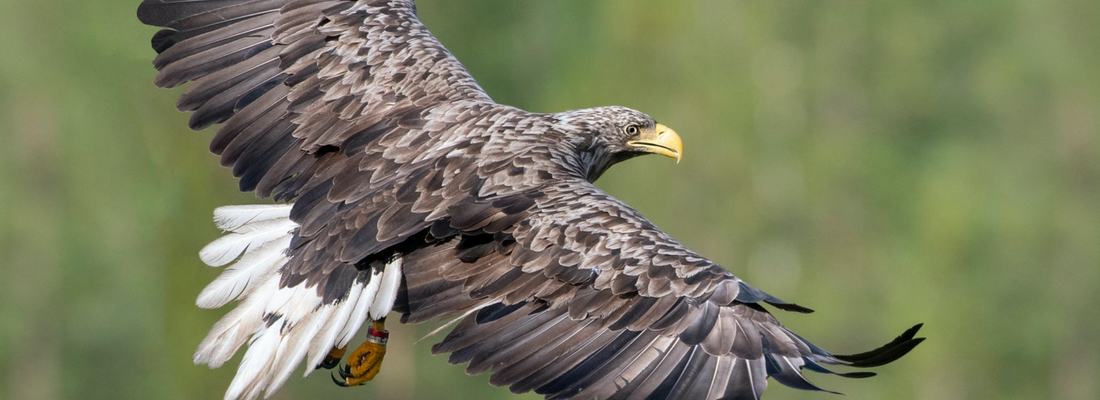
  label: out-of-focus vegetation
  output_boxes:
[1,0,1098,399]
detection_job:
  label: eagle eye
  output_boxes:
[624,125,640,136]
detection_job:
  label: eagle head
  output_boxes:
[560,106,683,181]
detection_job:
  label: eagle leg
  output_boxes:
[331,319,389,387]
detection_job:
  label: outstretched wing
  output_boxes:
[140,0,562,308]
[398,178,923,399]
[138,0,492,195]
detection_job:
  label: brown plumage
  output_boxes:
[138,1,923,399]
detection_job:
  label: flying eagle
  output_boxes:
[137,1,923,399]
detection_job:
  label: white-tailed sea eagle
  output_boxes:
[136,1,923,399]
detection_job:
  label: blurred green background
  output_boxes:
[2,0,1098,399]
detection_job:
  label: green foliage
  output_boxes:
[1,0,1098,399]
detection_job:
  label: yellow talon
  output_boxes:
[333,320,389,387]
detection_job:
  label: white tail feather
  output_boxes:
[370,256,403,320]
[195,268,301,369]
[267,305,332,394]
[336,268,383,348]
[224,319,283,400]
[200,219,297,267]
[195,278,279,368]
[195,204,408,400]
[305,284,364,374]
[197,236,291,309]
[214,204,294,232]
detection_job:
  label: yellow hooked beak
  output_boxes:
[627,123,683,163]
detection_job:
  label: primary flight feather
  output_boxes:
[137,1,922,399]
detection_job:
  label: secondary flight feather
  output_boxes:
[137,1,923,399]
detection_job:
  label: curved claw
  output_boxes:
[331,370,350,387]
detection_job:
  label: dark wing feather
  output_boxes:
[139,0,494,196]
[395,179,923,399]
[139,0,525,293]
